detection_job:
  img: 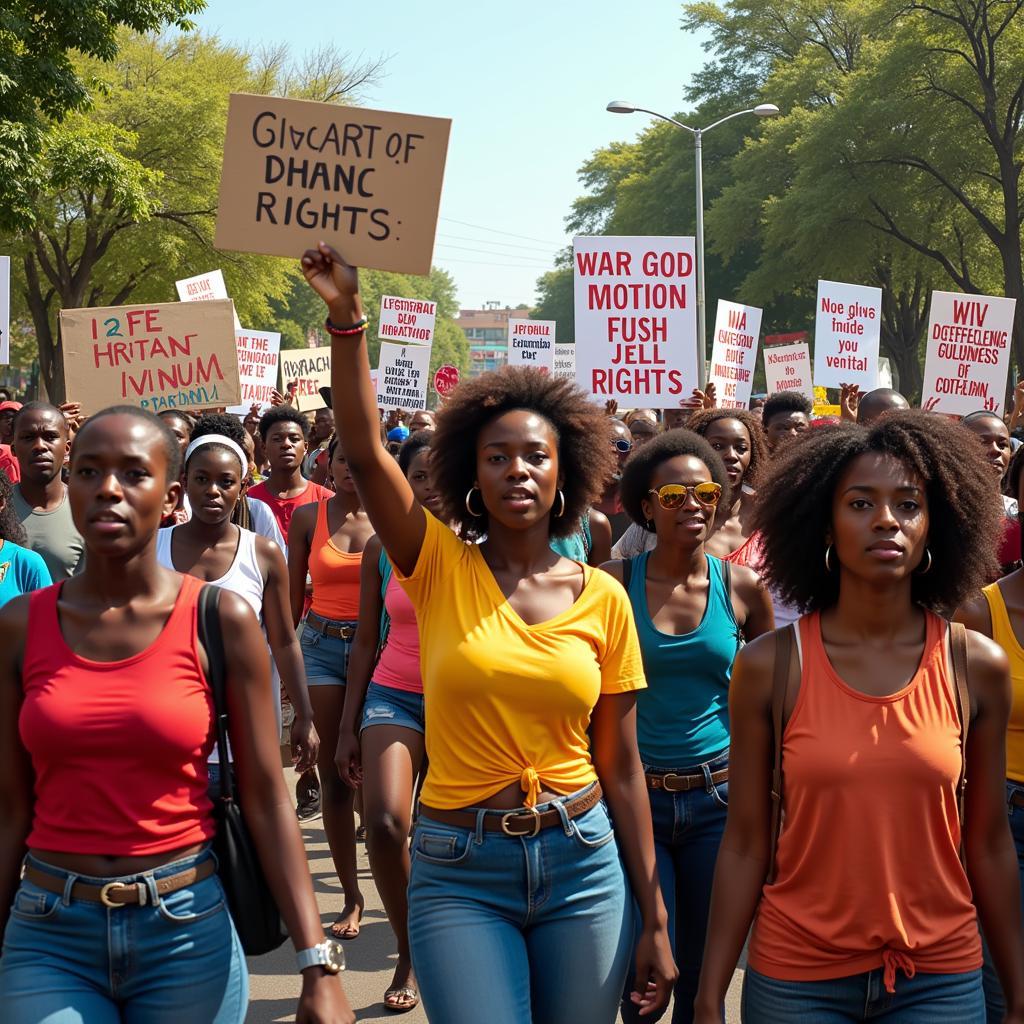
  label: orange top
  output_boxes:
[309,501,361,621]
[748,611,981,991]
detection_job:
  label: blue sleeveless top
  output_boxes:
[626,550,740,766]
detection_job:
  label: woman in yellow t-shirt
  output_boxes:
[301,244,675,1024]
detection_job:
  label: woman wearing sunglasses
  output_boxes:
[603,430,774,1023]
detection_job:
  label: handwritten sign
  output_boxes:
[813,280,881,389]
[227,329,281,415]
[376,342,430,410]
[507,319,555,372]
[553,344,575,381]
[573,236,698,404]
[59,300,240,413]
[433,364,460,398]
[279,345,331,412]
[215,93,452,275]
[175,268,241,330]
[763,332,814,403]
[920,290,1017,416]
[0,256,9,364]
[379,295,436,344]
[708,300,762,409]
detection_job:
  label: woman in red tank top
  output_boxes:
[0,406,353,1023]
[694,412,1024,1023]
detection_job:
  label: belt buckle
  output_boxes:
[99,881,137,908]
[501,807,541,837]
[661,773,685,792]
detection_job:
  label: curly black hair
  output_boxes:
[619,429,729,531]
[258,404,308,441]
[762,390,812,426]
[755,410,1002,614]
[431,367,615,541]
[686,408,769,489]
[0,470,27,545]
[399,429,434,476]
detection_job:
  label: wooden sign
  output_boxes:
[215,93,451,275]
[60,300,240,413]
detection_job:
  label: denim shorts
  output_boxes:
[0,848,247,1023]
[360,680,425,734]
[299,619,355,686]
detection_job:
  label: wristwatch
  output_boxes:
[296,939,346,975]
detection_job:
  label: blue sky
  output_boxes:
[195,1,708,309]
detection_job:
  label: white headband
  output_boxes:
[184,434,248,474]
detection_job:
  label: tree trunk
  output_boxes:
[22,255,66,404]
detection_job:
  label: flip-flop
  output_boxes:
[384,986,419,1013]
[330,915,360,940]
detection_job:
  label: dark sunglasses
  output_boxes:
[648,482,723,509]
[611,438,633,454]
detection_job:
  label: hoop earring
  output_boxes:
[465,486,483,518]
[917,547,933,574]
[824,544,835,573]
[554,489,565,518]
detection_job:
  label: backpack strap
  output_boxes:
[620,557,632,592]
[197,584,233,803]
[949,621,970,861]
[768,624,794,884]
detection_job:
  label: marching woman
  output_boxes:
[289,436,373,942]
[604,430,773,1024]
[302,242,675,1024]
[0,406,352,1023]
[694,412,1024,1023]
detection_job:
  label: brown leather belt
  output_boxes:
[1011,789,1024,810]
[646,767,729,792]
[420,783,603,838]
[305,611,356,640]
[24,858,216,908]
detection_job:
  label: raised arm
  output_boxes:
[301,244,425,577]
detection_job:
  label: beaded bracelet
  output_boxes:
[325,316,368,336]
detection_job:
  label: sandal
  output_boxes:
[329,910,361,940]
[384,986,419,1013]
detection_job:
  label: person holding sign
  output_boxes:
[301,242,675,1024]
[694,412,1024,1024]
[0,407,354,1024]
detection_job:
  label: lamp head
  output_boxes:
[606,100,636,114]
[754,103,780,117]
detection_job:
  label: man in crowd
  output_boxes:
[302,406,335,479]
[762,391,812,453]
[595,418,634,543]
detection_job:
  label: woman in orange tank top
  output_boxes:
[694,411,1024,1024]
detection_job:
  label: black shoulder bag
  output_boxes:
[198,585,289,956]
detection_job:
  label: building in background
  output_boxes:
[457,302,532,377]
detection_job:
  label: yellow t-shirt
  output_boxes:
[982,582,1024,783]
[396,512,646,809]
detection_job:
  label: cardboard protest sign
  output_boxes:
[573,236,698,404]
[813,280,881,390]
[0,256,9,364]
[433,364,460,398]
[228,329,281,415]
[280,345,331,411]
[920,290,1017,416]
[553,344,575,381]
[763,332,814,403]
[507,319,555,372]
[215,93,451,275]
[376,342,431,410]
[379,295,436,344]
[60,300,239,414]
[708,300,762,409]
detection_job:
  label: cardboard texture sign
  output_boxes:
[280,345,331,412]
[215,93,451,275]
[60,300,240,413]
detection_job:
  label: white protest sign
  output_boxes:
[920,290,1017,416]
[507,319,555,372]
[0,256,9,364]
[813,280,881,389]
[176,269,242,330]
[763,332,814,403]
[553,344,575,381]
[378,295,437,344]
[708,300,762,409]
[280,345,331,411]
[228,329,281,415]
[878,356,893,391]
[376,342,431,410]
[573,236,698,404]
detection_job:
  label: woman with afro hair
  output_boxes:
[605,429,774,1024]
[301,244,675,1024]
[694,412,1024,1023]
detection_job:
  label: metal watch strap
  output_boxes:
[296,941,343,974]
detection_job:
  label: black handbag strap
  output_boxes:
[620,558,632,591]
[197,585,234,803]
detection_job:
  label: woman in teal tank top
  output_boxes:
[603,429,774,1024]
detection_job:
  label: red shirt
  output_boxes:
[0,444,20,484]
[247,480,332,546]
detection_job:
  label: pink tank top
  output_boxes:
[373,574,422,694]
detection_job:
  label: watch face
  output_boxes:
[324,939,346,973]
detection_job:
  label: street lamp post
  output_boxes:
[606,101,780,388]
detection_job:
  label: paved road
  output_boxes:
[245,812,744,1023]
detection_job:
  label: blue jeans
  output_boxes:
[407,786,634,1024]
[360,680,425,734]
[300,620,354,685]
[742,967,985,1022]
[0,849,247,1023]
[982,779,1024,1022]
[621,750,729,1024]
